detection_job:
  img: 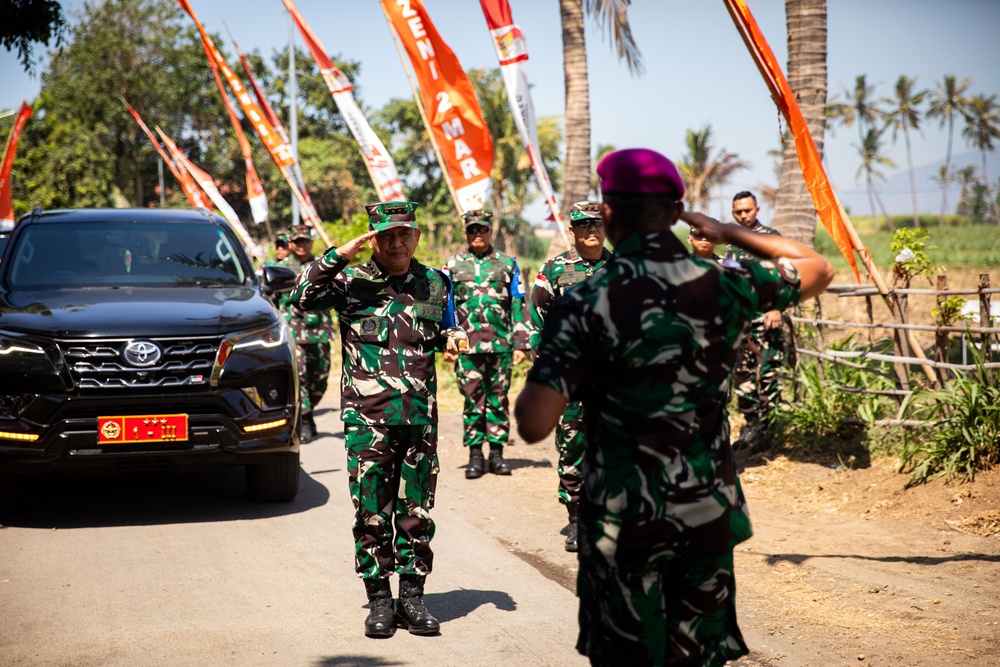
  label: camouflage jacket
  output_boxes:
[725,221,785,332]
[724,221,782,262]
[527,230,801,572]
[290,248,458,427]
[277,254,334,345]
[528,248,612,350]
[442,247,529,354]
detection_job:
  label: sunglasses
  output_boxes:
[466,224,491,235]
[571,219,603,230]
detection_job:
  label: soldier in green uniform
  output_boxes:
[442,209,530,479]
[528,201,612,552]
[262,232,292,308]
[290,202,467,639]
[515,149,833,667]
[724,191,790,449]
[283,226,334,443]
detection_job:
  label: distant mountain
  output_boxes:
[836,151,1000,217]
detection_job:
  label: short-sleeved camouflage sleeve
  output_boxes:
[740,256,801,314]
[526,291,594,403]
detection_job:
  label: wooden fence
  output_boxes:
[789,273,998,425]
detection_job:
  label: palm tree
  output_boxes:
[558,0,640,256]
[927,75,971,225]
[677,124,749,214]
[854,127,896,230]
[828,74,888,222]
[773,0,828,246]
[883,76,926,228]
[589,143,616,197]
[960,93,1000,224]
[953,165,978,218]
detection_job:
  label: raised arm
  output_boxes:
[682,211,834,300]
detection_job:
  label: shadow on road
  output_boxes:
[1,465,330,529]
[428,587,517,622]
[311,656,402,667]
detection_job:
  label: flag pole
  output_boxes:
[379,3,464,215]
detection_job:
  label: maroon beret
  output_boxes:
[597,148,686,198]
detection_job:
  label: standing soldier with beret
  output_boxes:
[516,149,833,666]
[442,209,530,479]
[284,226,334,444]
[528,201,612,552]
[725,191,791,450]
[290,201,467,639]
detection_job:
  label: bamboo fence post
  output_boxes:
[935,274,950,385]
[980,274,993,366]
[865,294,875,348]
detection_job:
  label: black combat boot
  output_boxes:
[488,444,512,475]
[300,412,316,444]
[465,445,485,479]
[396,574,440,635]
[363,578,396,638]
[564,502,579,553]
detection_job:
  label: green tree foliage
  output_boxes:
[1,0,66,73]
[676,123,749,214]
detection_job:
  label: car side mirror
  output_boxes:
[260,265,298,294]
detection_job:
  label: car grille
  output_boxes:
[59,336,219,392]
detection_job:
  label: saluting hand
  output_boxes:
[335,230,379,262]
[513,350,527,365]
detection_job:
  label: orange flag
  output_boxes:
[0,101,33,227]
[176,0,330,245]
[381,0,494,213]
[723,0,859,280]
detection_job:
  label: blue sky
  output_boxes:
[2,0,999,222]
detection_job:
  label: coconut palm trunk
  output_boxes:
[556,0,590,259]
[772,0,827,247]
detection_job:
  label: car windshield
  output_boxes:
[5,220,250,288]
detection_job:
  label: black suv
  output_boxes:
[0,208,301,510]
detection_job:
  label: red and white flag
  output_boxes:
[156,127,261,260]
[0,101,33,227]
[283,0,405,202]
[480,0,565,235]
[381,0,494,213]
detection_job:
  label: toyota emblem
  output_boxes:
[123,340,162,367]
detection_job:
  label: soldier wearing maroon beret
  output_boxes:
[516,149,833,666]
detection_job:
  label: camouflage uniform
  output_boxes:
[528,229,801,666]
[725,222,788,432]
[529,246,612,509]
[443,245,530,465]
[280,251,333,421]
[289,218,458,584]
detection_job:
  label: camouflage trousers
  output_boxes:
[556,401,585,507]
[455,352,513,450]
[732,324,786,424]
[344,422,439,580]
[577,550,749,667]
[296,340,331,414]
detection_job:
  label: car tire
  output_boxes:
[245,452,300,502]
[0,473,17,516]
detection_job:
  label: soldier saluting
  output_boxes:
[290,201,467,639]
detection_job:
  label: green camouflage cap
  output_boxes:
[289,225,313,240]
[366,201,419,232]
[569,201,602,223]
[461,208,493,227]
[275,232,289,246]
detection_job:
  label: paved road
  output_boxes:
[0,395,587,667]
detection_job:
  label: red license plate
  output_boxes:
[98,414,189,444]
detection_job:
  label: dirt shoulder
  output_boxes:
[436,409,1000,666]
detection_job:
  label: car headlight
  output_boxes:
[210,322,292,387]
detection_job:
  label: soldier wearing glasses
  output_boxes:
[528,201,612,552]
[442,209,530,479]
